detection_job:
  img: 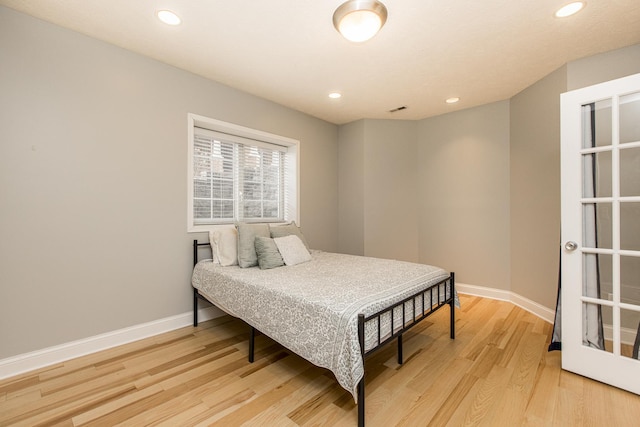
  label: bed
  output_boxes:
[191,227,456,427]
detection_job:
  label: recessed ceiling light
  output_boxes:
[157,10,181,26]
[329,92,342,99]
[555,2,585,18]
[446,97,460,104]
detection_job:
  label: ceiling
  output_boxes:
[2,0,640,125]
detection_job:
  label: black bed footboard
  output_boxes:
[356,272,455,427]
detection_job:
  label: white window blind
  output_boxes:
[188,115,299,231]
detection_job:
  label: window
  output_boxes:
[188,114,299,232]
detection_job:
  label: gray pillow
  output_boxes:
[236,223,270,268]
[254,236,285,270]
[269,221,309,249]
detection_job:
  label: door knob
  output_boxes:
[565,241,578,251]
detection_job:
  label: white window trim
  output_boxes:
[187,113,300,232]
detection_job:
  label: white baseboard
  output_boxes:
[456,283,640,346]
[0,306,225,381]
[0,285,558,382]
[603,325,638,346]
[456,282,556,324]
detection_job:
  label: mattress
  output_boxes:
[191,250,452,400]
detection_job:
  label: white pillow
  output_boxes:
[274,235,312,266]
[208,225,238,266]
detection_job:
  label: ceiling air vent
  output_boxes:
[388,105,407,113]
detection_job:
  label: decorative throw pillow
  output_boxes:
[254,236,285,270]
[208,225,238,266]
[269,221,309,249]
[236,223,270,268]
[274,235,312,266]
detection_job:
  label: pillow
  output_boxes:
[274,234,312,266]
[236,223,270,268]
[270,221,309,249]
[208,225,238,266]
[254,236,285,270]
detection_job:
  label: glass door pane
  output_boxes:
[583,151,612,198]
[621,202,640,251]
[583,100,613,148]
[620,92,640,144]
[620,147,640,197]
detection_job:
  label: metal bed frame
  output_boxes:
[191,240,455,427]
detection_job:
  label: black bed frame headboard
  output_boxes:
[193,239,210,267]
[192,239,213,327]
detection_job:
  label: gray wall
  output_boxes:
[338,102,510,287]
[338,120,365,256]
[0,7,339,359]
[509,66,567,308]
[567,44,640,91]
[418,101,511,289]
[362,120,419,262]
[338,119,419,262]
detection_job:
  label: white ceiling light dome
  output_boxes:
[333,0,388,43]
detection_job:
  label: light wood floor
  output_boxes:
[2,295,640,426]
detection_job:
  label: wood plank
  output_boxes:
[1,297,639,426]
[205,366,317,426]
[151,402,212,427]
[398,357,475,424]
[0,375,40,395]
[426,373,479,426]
[3,383,137,427]
[71,384,164,426]
[458,364,514,427]
[521,350,561,425]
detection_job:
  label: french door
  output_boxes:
[561,72,640,394]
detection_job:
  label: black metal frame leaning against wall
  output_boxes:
[191,240,455,427]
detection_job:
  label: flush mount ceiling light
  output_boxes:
[157,10,181,26]
[328,92,342,99]
[446,97,460,104]
[555,2,585,18]
[333,0,388,43]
